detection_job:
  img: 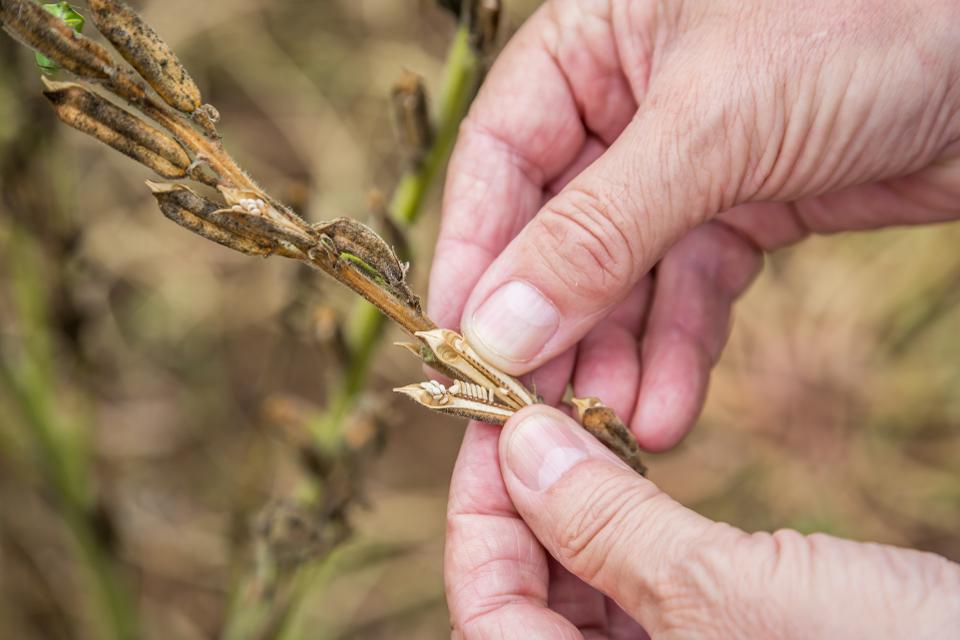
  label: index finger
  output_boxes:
[427,3,638,329]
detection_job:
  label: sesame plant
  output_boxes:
[1,0,648,462]
[0,0,647,635]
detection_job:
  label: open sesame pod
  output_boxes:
[42,78,189,178]
[394,380,515,423]
[147,181,283,257]
[88,0,202,114]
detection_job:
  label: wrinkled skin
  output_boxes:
[429,0,960,637]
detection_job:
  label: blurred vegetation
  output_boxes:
[1,1,958,639]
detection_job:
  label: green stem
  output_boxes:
[313,26,479,449]
[0,378,139,640]
[226,24,482,640]
[0,233,138,640]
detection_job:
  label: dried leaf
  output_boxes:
[88,0,202,113]
[43,78,189,178]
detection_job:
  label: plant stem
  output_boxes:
[0,231,138,640]
[313,25,479,448]
[224,24,482,640]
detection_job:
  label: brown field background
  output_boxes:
[1,1,958,638]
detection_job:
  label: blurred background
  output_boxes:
[0,1,958,638]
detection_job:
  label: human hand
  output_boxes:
[446,407,960,638]
[428,0,960,449]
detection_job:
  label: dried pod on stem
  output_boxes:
[34,1,85,73]
[148,181,280,257]
[43,79,189,178]
[312,217,420,312]
[87,0,202,114]
[467,0,500,54]
[391,70,433,169]
[415,328,537,409]
[1,0,147,103]
[571,397,647,475]
[394,379,515,423]
[2,0,648,477]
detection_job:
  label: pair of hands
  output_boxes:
[428,1,960,638]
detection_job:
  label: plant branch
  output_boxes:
[312,23,479,447]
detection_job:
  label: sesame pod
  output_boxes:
[35,2,85,74]
[436,0,461,17]
[87,0,201,113]
[217,187,317,253]
[571,398,647,476]
[414,328,537,409]
[1,0,114,80]
[43,79,189,178]
[390,70,432,169]
[312,217,420,311]
[147,181,276,257]
[393,382,515,425]
[467,0,500,54]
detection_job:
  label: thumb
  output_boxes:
[499,406,960,638]
[460,107,725,374]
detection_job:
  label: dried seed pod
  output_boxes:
[42,78,189,178]
[35,2,85,74]
[192,103,220,138]
[1,0,114,80]
[312,217,421,312]
[414,328,536,409]
[217,186,317,254]
[436,0,462,17]
[254,501,328,569]
[571,397,647,476]
[467,0,500,54]
[87,0,202,113]
[390,70,432,169]
[147,181,278,257]
[394,381,515,424]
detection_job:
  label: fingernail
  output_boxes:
[506,414,588,491]
[467,281,559,363]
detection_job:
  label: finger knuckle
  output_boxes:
[654,524,765,636]
[534,187,639,301]
[553,471,655,584]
